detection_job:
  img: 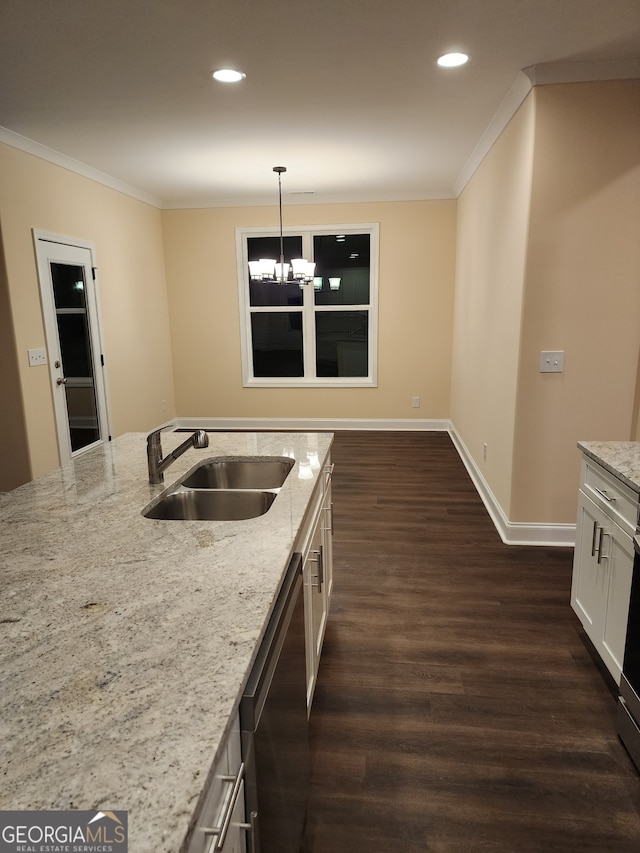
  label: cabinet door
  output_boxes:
[601,525,634,683]
[571,490,634,685]
[303,503,326,709]
[322,460,334,603]
[571,491,608,644]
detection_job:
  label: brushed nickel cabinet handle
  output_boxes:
[594,486,616,503]
[309,549,323,592]
[203,761,245,853]
[596,527,609,564]
[323,502,334,536]
[591,520,599,557]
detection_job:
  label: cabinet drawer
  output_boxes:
[582,457,639,537]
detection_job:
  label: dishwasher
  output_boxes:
[618,530,640,771]
[240,552,309,853]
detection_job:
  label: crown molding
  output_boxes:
[453,71,533,197]
[453,59,640,197]
[0,126,162,208]
[524,57,640,86]
[4,57,637,209]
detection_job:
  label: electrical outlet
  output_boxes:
[28,348,48,367]
[412,396,420,408]
[483,443,488,462]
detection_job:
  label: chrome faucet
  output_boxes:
[147,426,209,485]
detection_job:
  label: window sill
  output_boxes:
[243,377,377,389]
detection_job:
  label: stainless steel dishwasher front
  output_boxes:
[240,552,309,853]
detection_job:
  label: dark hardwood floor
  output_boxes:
[300,431,640,853]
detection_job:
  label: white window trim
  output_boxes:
[236,223,379,388]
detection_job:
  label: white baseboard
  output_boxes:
[173,416,450,432]
[448,425,575,547]
[171,416,575,547]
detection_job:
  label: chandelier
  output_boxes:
[249,167,316,285]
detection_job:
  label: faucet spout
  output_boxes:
[147,427,209,485]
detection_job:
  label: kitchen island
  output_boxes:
[0,430,333,851]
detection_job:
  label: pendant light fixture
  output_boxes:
[249,167,316,285]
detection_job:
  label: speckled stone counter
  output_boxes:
[0,430,333,852]
[578,441,640,494]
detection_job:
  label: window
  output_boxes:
[236,224,378,387]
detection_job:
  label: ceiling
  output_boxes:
[1,0,639,209]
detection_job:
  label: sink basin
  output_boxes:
[181,457,294,490]
[143,489,276,521]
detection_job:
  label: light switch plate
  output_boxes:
[540,351,564,373]
[28,347,48,367]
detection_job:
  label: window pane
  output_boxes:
[251,312,303,377]
[313,234,370,305]
[248,236,304,307]
[56,314,93,376]
[315,311,368,377]
[51,262,87,309]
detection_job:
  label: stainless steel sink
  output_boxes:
[143,488,276,521]
[181,457,294,490]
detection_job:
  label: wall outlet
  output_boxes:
[28,348,48,366]
[483,443,488,462]
[412,396,420,408]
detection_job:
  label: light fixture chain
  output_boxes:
[277,169,285,275]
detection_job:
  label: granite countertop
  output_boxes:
[0,430,332,852]
[578,440,640,494]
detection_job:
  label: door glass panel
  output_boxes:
[315,311,368,377]
[251,312,304,377]
[313,234,370,305]
[50,262,100,452]
[248,236,304,307]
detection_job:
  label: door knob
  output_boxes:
[56,377,68,386]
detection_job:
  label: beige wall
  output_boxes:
[452,80,640,526]
[161,200,457,420]
[450,94,536,514]
[0,229,31,489]
[511,80,640,522]
[0,143,176,484]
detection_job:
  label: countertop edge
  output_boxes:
[577,440,640,495]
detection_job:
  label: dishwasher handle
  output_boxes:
[240,552,303,730]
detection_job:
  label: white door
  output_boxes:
[34,233,110,465]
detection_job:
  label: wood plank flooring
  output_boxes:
[300,431,640,853]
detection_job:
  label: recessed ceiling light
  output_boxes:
[212,68,246,83]
[437,52,469,68]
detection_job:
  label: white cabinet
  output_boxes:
[186,713,247,853]
[299,454,334,712]
[323,461,334,602]
[571,456,638,684]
